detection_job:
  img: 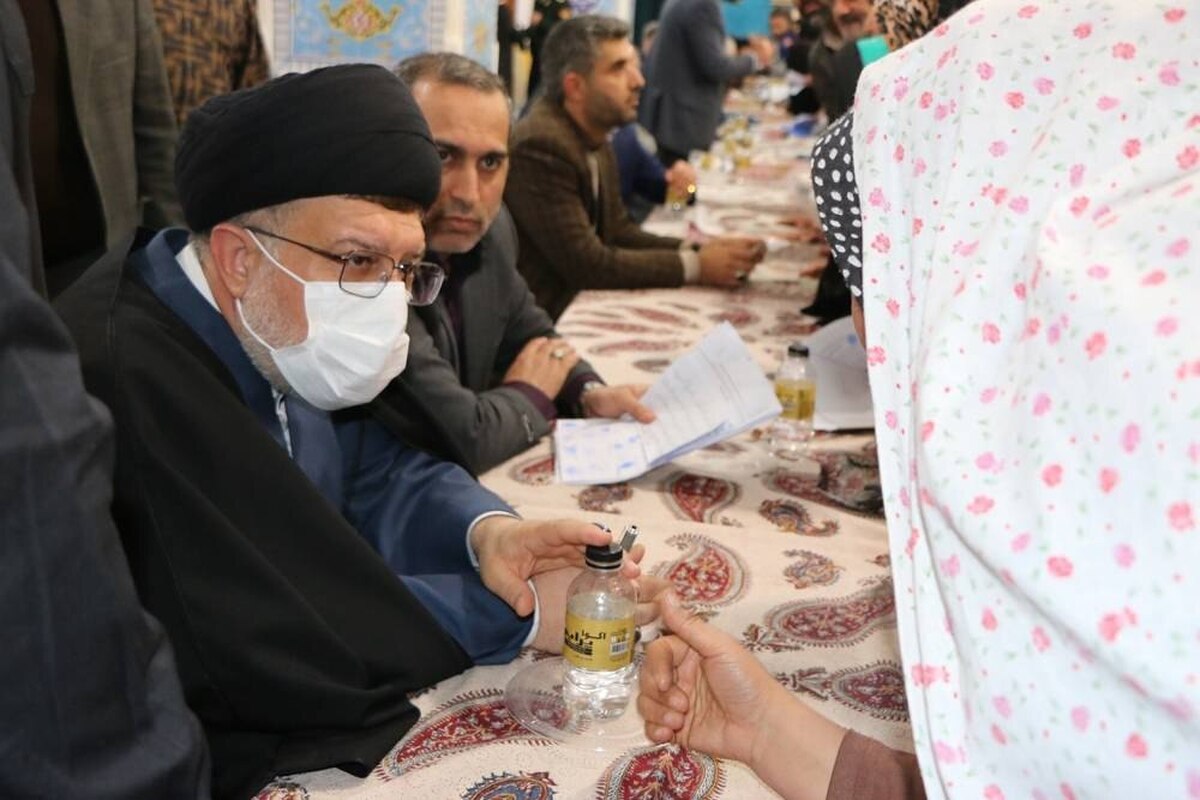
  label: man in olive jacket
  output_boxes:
[505,15,764,322]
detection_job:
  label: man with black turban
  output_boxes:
[54,64,657,798]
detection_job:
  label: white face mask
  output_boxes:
[238,231,410,410]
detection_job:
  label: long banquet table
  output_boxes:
[255,111,911,800]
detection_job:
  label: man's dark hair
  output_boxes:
[540,15,631,105]
[394,52,507,96]
[770,7,793,20]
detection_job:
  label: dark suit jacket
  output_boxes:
[506,98,684,321]
[809,33,860,122]
[0,0,42,294]
[639,0,758,156]
[59,0,181,242]
[373,207,594,474]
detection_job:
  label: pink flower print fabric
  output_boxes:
[852,1,1200,798]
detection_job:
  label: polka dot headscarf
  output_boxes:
[810,112,863,297]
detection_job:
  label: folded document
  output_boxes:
[554,322,781,484]
[806,316,875,431]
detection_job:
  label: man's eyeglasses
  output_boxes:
[244,226,444,305]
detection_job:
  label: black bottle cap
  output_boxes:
[787,342,809,358]
[585,543,623,569]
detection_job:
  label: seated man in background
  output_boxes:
[783,0,827,115]
[55,65,651,799]
[506,15,765,321]
[375,52,654,475]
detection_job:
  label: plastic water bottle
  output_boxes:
[562,541,638,719]
[769,342,816,459]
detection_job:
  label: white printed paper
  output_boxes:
[554,323,781,484]
[806,316,875,431]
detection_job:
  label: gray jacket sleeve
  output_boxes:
[394,309,553,475]
[1,10,207,793]
[684,0,759,85]
[378,211,596,475]
[0,256,210,796]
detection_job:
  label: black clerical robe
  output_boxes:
[54,229,527,798]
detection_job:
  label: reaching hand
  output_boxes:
[781,212,824,244]
[638,593,848,800]
[664,160,697,197]
[581,384,656,423]
[747,34,777,67]
[470,517,633,617]
[801,252,829,277]
[503,337,580,399]
[638,592,786,763]
[697,237,766,286]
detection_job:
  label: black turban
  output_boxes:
[175,64,441,232]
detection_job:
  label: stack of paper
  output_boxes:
[554,323,781,485]
[807,316,875,431]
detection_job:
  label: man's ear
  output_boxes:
[207,224,256,300]
[562,71,585,104]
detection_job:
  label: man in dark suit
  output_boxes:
[374,53,654,475]
[639,0,775,163]
[506,15,765,321]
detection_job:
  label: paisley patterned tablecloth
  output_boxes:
[257,507,908,800]
[256,131,911,800]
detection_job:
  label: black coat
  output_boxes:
[55,231,474,799]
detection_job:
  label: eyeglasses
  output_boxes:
[244,226,445,306]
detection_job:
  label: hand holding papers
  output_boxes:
[555,323,781,485]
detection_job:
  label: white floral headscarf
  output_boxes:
[854,1,1200,797]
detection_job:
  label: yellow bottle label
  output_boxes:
[795,380,816,421]
[775,381,799,419]
[775,379,816,421]
[563,611,635,671]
